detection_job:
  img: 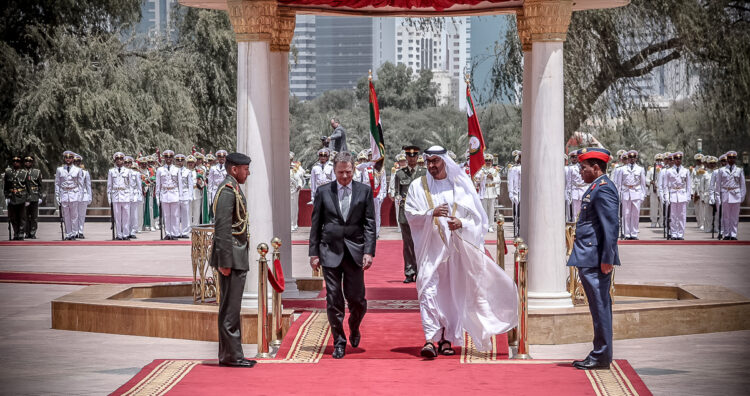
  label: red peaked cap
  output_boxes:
[578,147,611,162]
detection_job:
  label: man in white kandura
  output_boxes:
[405,146,518,358]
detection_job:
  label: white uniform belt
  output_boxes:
[624,184,639,188]
[112,187,127,191]
[575,184,587,187]
[162,186,177,190]
[61,186,77,190]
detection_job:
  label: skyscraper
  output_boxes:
[314,16,373,95]
[289,15,317,101]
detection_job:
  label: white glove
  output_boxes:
[38,199,42,204]
[5,199,8,206]
[25,202,30,207]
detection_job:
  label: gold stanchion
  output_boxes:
[507,237,523,347]
[565,222,578,305]
[496,212,505,270]
[270,237,283,347]
[513,242,532,360]
[256,243,271,358]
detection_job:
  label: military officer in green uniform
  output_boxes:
[395,145,427,283]
[4,156,29,240]
[210,152,256,368]
[23,155,43,239]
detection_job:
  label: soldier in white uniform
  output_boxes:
[359,160,388,238]
[646,153,663,227]
[690,154,704,229]
[156,150,183,240]
[714,151,746,240]
[389,152,406,233]
[290,152,305,231]
[175,154,194,238]
[699,156,717,233]
[663,152,691,240]
[565,150,589,222]
[73,154,92,239]
[187,155,203,227]
[618,150,647,239]
[122,156,141,239]
[309,148,334,203]
[475,153,500,231]
[208,150,228,205]
[107,152,133,240]
[657,152,673,236]
[55,151,84,240]
[507,150,522,236]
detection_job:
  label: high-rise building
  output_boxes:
[372,17,471,109]
[314,16,373,95]
[136,0,179,42]
[289,15,317,101]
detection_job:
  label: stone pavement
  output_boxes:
[0,222,748,395]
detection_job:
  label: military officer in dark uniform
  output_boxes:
[395,145,427,283]
[4,156,29,240]
[24,155,43,239]
[567,147,620,370]
[209,152,256,368]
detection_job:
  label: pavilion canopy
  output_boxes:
[179,0,628,16]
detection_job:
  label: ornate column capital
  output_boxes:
[227,0,277,42]
[271,6,296,52]
[523,0,573,43]
[515,9,532,52]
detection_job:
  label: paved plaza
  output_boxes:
[0,222,749,395]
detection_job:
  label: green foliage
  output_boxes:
[0,5,237,177]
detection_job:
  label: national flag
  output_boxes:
[369,80,385,165]
[466,85,485,177]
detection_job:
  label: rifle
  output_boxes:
[58,203,65,240]
[110,201,115,240]
[159,201,164,240]
[568,200,574,223]
[7,211,10,240]
[717,202,723,240]
[619,201,624,239]
[711,203,716,239]
[666,202,672,240]
[662,201,667,239]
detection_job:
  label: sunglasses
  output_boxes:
[405,153,419,157]
[319,154,329,157]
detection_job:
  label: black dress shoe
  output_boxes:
[332,345,346,359]
[219,358,257,368]
[573,358,610,370]
[29,235,37,239]
[403,277,413,283]
[129,235,137,239]
[350,331,361,348]
[77,234,84,239]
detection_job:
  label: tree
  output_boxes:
[486,0,750,157]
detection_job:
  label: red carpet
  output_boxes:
[0,239,190,246]
[110,235,653,395]
[0,271,191,285]
[112,358,651,396]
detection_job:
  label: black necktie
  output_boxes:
[66,166,70,172]
[730,165,734,172]
[168,165,171,171]
[630,164,633,170]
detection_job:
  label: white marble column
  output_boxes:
[236,40,274,307]
[523,1,574,309]
[520,50,532,241]
[270,49,298,294]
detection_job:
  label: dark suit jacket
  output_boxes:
[567,174,621,268]
[210,175,249,271]
[329,125,348,153]
[309,181,376,267]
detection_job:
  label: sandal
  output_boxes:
[420,342,437,358]
[437,340,455,356]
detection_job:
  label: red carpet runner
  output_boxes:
[0,271,190,285]
[111,239,653,395]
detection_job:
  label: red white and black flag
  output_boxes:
[466,85,486,177]
[369,79,385,165]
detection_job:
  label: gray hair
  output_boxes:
[333,151,355,168]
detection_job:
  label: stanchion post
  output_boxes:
[270,237,283,347]
[256,243,271,358]
[513,242,532,360]
[508,237,523,347]
[496,215,505,270]
[565,223,577,304]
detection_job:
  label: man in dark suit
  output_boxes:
[209,152,256,368]
[568,147,621,370]
[327,118,348,153]
[309,151,376,359]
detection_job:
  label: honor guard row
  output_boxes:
[4,155,44,240]
[103,149,226,240]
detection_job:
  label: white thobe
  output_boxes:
[406,177,518,351]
